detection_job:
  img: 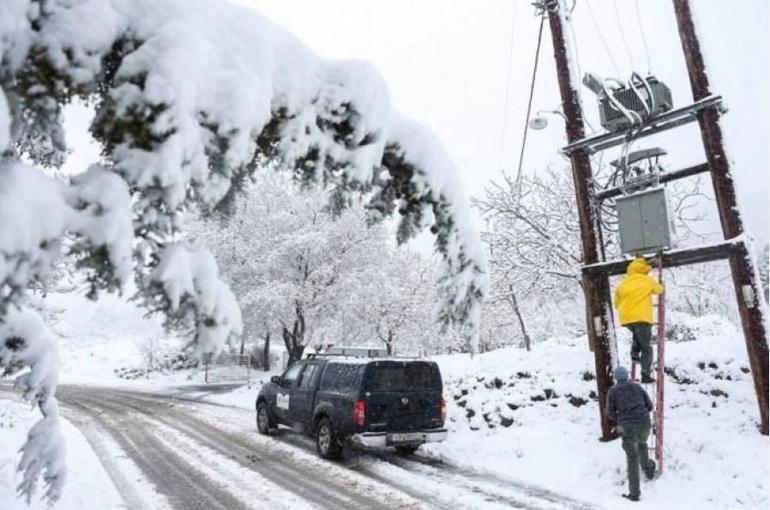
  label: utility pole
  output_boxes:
[544,0,617,440]
[673,0,769,434]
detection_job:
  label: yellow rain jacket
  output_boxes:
[614,258,664,325]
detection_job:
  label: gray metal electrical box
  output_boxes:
[616,187,672,256]
[598,77,673,133]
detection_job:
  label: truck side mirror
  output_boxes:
[270,375,281,385]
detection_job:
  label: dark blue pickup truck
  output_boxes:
[255,354,447,458]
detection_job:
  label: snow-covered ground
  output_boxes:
[202,313,769,509]
[426,313,768,509]
[1,292,768,509]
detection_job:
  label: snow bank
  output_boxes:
[428,315,768,509]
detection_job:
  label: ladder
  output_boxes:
[630,254,665,474]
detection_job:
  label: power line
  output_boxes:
[584,0,621,76]
[514,9,546,187]
[613,0,637,71]
[635,0,653,74]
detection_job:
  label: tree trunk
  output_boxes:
[263,331,271,371]
[283,306,307,365]
[509,288,532,351]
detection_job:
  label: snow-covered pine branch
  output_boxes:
[2,0,486,339]
[1,0,486,501]
[0,307,65,503]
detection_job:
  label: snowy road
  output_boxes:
[51,386,595,510]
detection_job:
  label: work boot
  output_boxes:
[644,460,656,480]
[641,375,656,384]
[622,494,640,502]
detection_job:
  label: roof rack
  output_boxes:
[304,346,422,360]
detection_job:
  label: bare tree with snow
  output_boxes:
[476,164,714,348]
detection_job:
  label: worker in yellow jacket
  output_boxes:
[614,258,664,383]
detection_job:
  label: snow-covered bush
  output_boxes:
[1,0,486,501]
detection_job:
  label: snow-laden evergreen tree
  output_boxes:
[0,0,486,501]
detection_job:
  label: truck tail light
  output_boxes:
[440,397,446,424]
[353,400,366,428]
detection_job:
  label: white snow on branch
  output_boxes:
[151,243,243,359]
[66,165,134,289]
[0,89,10,150]
[0,162,70,302]
[0,306,66,503]
[2,0,486,330]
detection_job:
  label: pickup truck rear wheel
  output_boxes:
[315,417,342,459]
[395,445,420,455]
[256,401,274,435]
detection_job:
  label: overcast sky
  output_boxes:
[64,0,769,247]
[233,0,770,247]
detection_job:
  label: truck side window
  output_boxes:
[283,363,303,386]
[319,363,365,393]
[298,364,318,389]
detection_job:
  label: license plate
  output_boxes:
[389,432,422,442]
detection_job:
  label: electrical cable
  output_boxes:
[585,0,621,76]
[613,0,636,71]
[514,8,546,188]
[634,0,653,75]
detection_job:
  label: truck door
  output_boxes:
[289,362,320,429]
[275,362,303,422]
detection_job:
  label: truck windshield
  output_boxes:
[366,362,439,392]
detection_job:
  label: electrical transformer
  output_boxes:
[599,77,673,133]
[616,187,672,256]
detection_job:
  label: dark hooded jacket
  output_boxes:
[606,380,653,426]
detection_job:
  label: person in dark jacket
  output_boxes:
[606,365,656,502]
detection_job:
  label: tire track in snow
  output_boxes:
[367,450,597,510]
[60,387,419,510]
[65,399,249,510]
[61,386,598,510]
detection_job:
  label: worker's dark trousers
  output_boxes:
[626,322,653,378]
[621,422,653,498]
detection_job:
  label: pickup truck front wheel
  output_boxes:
[315,417,342,459]
[256,401,274,435]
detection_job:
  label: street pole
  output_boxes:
[544,0,617,440]
[673,0,769,434]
